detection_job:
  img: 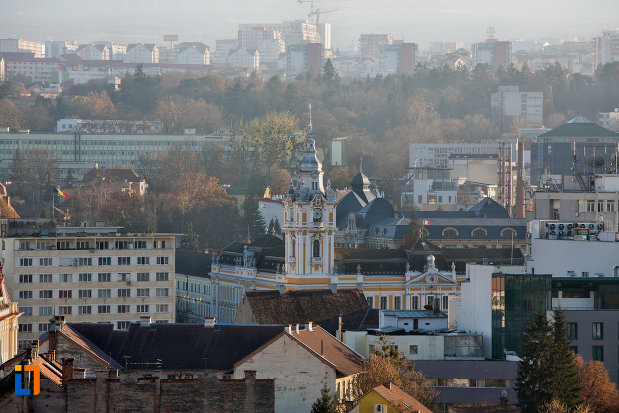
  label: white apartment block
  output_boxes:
[3,55,65,83]
[0,130,231,182]
[599,108,619,132]
[238,27,284,63]
[45,41,79,58]
[0,39,44,58]
[213,39,237,65]
[175,42,210,65]
[409,142,499,169]
[226,48,259,70]
[595,29,619,66]
[491,86,543,129]
[1,219,176,348]
[359,34,392,60]
[76,43,110,60]
[94,41,127,60]
[124,43,159,63]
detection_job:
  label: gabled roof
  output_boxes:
[242,289,369,335]
[290,325,363,377]
[539,117,617,138]
[69,323,284,371]
[369,382,433,413]
[82,167,141,183]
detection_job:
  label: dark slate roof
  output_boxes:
[243,289,368,335]
[539,117,617,138]
[335,248,408,275]
[69,323,284,371]
[408,247,524,274]
[219,235,284,273]
[359,308,380,329]
[335,190,367,229]
[353,198,395,228]
[175,250,211,278]
[403,198,509,219]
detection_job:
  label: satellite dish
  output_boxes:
[585,153,605,168]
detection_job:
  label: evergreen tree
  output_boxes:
[549,309,583,408]
[405,203,424,246]
[268,218,275,234]
[310,383,337,413]
[516,312,555,412]
[181,221,199,250]
[323,59,336,81]
[273,218,281,234]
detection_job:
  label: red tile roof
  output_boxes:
[290,326,363,377]
[372,382,433,413]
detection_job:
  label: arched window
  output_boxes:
[471,227,488,238]
[500,228,516,239]
[313,239,321,258]
[442,227,459,238]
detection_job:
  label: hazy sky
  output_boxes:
[2,0,617,50]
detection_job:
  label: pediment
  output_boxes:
[406,271,456,286]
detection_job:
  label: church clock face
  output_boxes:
[313,208,323,220]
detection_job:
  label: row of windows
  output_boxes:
[581,200,617,213]
[19,256,170,267]
[567,321,619,341]
[18,312,170,333]
[18,272,169,283]
[366,295,449,311]
[18,287,169,300]
[570,345,612,362]
[18,240,166,251]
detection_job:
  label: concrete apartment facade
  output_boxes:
[1,219,176,347]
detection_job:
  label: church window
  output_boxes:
[442,228,458,238]
[313,239,320,258]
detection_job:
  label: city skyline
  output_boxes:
[1,0,617,50]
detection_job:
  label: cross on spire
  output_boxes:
[308,103,313,130]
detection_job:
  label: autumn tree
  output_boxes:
[269,168,291,194]
[0,98,25,130]
[351,336,437,408]
[575,355,619,413]
[236,111,301,173]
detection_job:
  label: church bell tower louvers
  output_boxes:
[283,119,337,277]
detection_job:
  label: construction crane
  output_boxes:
[308,8,337,26]
[297,0,339,25]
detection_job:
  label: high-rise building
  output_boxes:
[0,39,44,58]
[595,29,619,66]
[472,37,512,70]
[379,42,417,76]
[359,34,392,60]
[213,39,237,65]
[319,23,331,51]
[44,41,79,58]
[238,27,284,64]
[490,86,543,130]
[2,219,176,348]
[286,43,322,78]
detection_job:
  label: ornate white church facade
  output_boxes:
[209,126,464,322]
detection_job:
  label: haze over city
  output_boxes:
[2,0,618,48]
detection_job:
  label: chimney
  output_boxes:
[108,369,119,378]
[285,324,293,334]
[62,358,75,388]
[31,340,39,358]
[305,321,313,332]
[204,317,216,327]
[295,324,300,334]
[337,315,343,341]
[244,370,256,381]
[139,316,152,327]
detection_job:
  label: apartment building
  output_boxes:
[594,29,619,66]
[599,108,619,132]
[490,85,543,130]
[124,43,159,63]
[0,39,44,58]
[359,34,392,60]
[213,39,237,65]
[175,250,214,323]
[238,27,285,64]
[1,54,65,83]
[44,41,79,58]
[1,219,176,347]
[286,43,322,78]
[0,130,231,182]
[379,42,417,76]
[472,38,511,70]
[409,142,499,169]
[76,43,110,60]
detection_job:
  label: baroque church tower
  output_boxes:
[282,120,337,277]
